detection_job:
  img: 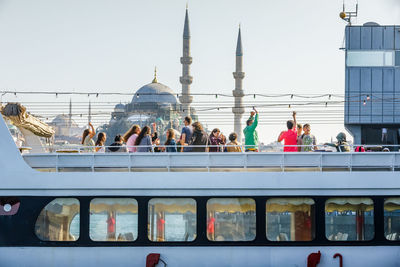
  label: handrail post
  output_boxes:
[55,153,59,172]
[319,152,323,172]
[392,153,395,172]
[207,153,210,172]
[92,153,95,172]
[167,153,171,172]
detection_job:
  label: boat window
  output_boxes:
[206,198,256,242]
[384,198,400,241]
[90,198,138,242]
[325,197,374,241]
[266,198,315,241]
[34,198,80,241]
[148,198,196,242]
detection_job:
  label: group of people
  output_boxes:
[80,109,351,153]
[80,116,244,153]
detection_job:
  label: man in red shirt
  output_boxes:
[106,212,116,240]
[277,111,298,152]
[156,212,165,241]
[207,212,216,241]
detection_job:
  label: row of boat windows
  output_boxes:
[34,197,400,243]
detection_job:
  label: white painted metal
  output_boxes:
[0,247,398,267]
[22,152,400,172]
[2,107,400,267]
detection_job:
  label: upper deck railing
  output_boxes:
[22,148,400,172]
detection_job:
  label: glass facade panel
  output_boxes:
[35,198,80,241]
[347,51,394,67]
[148,198,196,242]
[325,197,374,241]
[90,198,138,241]
[266,198,315,241]
[206,198,256,241]
[384,198,400,241]
[395,51,400,66]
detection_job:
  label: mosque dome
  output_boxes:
[114,103,125,112]
[131,68,178,105]
[51,114,78,127]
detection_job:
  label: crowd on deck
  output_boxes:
[81,109,354,153]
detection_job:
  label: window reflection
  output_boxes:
[90,198,138,242]
[325,197,374,241]
[266,198,315,241]
[35,198,80,241]
[347,51,394,67]
[148,198,196,242]
[384,198,400,241]
[206,198,256,241]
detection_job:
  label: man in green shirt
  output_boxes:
[243,109,259,152]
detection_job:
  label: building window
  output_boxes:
[206,198,256,241]
[384,198,400,241]
[90,198,138,242]
[148,198,196,242]
[325,197,374,241]
[34,198,80,241]
[347,51,395,67]
[266,198,315,241]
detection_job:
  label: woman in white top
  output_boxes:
[95,132,107,153]
[81,123,96,152]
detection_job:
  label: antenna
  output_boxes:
[339,0,358,26]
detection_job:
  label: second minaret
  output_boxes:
[179,7,193,117]
[232,26,245,141]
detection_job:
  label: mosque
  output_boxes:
[102,7,245,144]
[53,7,246,144]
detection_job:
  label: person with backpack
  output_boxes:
[324,132,350,152]
[189,122,208,152]
[106,135,128,152]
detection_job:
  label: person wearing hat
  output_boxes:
[324,132,350,152]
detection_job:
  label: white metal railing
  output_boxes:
[22,151,400,172]
[18,143,400,154]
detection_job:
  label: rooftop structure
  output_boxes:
[344,23,400,147]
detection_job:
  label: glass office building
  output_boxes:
[345,22,400,147]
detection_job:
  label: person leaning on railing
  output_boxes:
[243,108,259,152]
[135,126,153,152]
[277,111,298,152]
[209,128,223,152]
[164,128,177,153]
[81,122,95,152]
[189,122,209,152]
[95,132,106,153]
[226,132,242,152]
[122,124,140,153]
[324,132,350,152]
[106,134,128,153]
[180,116,193,152]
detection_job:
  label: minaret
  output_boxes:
[68,98,72,135]
[232,26,245,141]
[179,6,193,117]
[88,101,92,125]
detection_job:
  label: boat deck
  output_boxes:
[22,152,400,172]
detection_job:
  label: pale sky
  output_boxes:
[0,0,399,143]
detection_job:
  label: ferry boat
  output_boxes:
[1,113,400,267]
[2,3,400,266]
